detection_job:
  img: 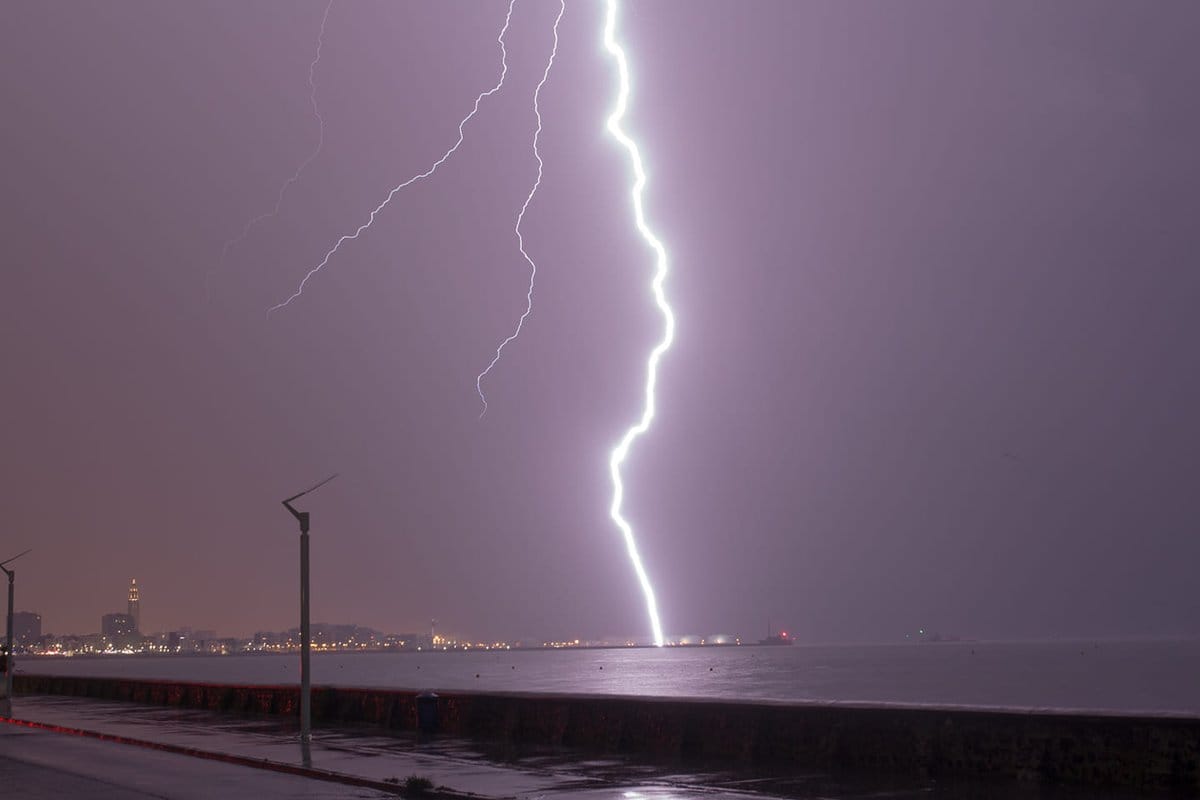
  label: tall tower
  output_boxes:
[127,578,140,633]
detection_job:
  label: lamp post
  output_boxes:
[0,549,32,715]
[281,474,337,744]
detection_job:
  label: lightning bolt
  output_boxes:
[267,1,517,315]
[249,0,672,645]
[474,0,565,418]
[603,0,674,648]
[208,0,333,298]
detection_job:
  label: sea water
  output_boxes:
[23,638,1200,715]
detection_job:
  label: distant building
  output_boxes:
[252,631,278,649]
[387,633,418,650]
[164,631,189,652]
[309,623,380,648]
[12,612,41,650]
[127,578,140,633]
[101,613,136,639]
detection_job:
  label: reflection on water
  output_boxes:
[24,638,1200,714]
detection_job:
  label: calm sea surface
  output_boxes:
[23,639,1200,715]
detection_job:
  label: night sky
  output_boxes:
[3,1,1198,643]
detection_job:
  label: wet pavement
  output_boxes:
[2,696,1158,799]
[6,695,782,799]
[0,723,390,799]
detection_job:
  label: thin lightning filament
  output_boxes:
[268,1,518,315]
[208,0,333,298]
[475,0,566,417]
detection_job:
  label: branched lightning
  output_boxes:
[245,0,674,646]
[267,1,517,315]
[474,0,565,418]
[208,0,333,298]
[603,0,674,648]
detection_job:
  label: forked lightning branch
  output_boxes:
[236,0,675,646]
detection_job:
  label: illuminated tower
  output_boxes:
[127,578,140,634]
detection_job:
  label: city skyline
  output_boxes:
[14,575,780,644]
[11,576,817,645]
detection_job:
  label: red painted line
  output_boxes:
[0,715,476,799]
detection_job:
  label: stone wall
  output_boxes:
[15,674,1200,791]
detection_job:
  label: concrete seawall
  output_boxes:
[15,674,1200,791]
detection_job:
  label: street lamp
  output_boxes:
[281,474,337,743]
[1,548,32,716]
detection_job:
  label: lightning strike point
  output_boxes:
[475,0,566,418]
[603,0,674,648]
[267,0,518,316]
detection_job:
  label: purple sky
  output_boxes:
[3,1,1198,642]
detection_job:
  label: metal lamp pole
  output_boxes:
[281,475,337,743]
[1,549,32,714]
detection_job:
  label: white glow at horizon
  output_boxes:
[603,0,674,648]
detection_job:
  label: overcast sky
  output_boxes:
[3,0,1198,642]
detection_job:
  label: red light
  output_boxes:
[781,631,788,637]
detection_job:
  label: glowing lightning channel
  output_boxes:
[268,1,518,315]
[475,0,566,418]
[603,0,674,648]
[209,0,334,298]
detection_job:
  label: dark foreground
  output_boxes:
[0,723,390,799]
[13,674,1200,796]
[2,695,1161,800]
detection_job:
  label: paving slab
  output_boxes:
[0,724,390,799]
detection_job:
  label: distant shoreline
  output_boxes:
[21,634,1200,662]
[21,641,784,661]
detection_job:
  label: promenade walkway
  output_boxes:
[0,723,389,799]
[3,695,795,798]
[2,695,1148,798]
